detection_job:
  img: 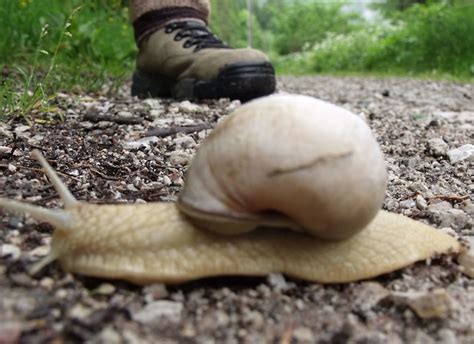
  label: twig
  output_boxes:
[428,194,470,202]
[83,112,144,125]
[145,123,213,138]
[88,167,120,181]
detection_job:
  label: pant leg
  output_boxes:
[130,0,210,22]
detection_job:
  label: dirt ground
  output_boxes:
[0,76,473,343]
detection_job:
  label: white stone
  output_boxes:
[428,138,449,156]
[415,195,428,210]
[122,137,159,150]
[1,244,21,260]
[179,100,201,113]
[0,146,12,155]
[133,301,183,325]
[169,151,190,166]
[293,327,315,342]
[447,144,474,164]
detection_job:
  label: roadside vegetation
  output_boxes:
[1,0,473,120]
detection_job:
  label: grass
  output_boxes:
[0,0,135,123]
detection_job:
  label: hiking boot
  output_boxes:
[131,20,276,102]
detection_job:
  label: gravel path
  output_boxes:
[1,76,473,343]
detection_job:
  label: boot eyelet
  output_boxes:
[174,33,183,41]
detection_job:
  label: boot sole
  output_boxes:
[131,61,276,102]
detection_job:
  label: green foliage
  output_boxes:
[0,0,135,121]
[276,1,474,78]
[271,1,362,55]
[0,0,135,77]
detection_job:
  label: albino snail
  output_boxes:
[0,95,460,285]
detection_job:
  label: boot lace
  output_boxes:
[164,21,228,52]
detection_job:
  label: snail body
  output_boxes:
[0,95,460,285]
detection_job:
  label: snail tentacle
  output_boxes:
[32,149,77,208]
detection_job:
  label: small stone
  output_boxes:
[415,195,428,210]
[390,289,452,319]
[7,164,16,172]
[447,144,474,164]
[95,326,121,344]
[267,272,293,291]
[458,237,474,278]
[428,201,452,212]
[179,100,201,113]
[117,111,132,117]
[94,283,116,295]
[433,209,469,230]
[0,146,12,156]
[399,199,416,209]
[133,301,183,325]
[174,135,196,148]
[14,125,30,138]
[122,137,159,150]
[143,284,169,301]
[168,151,190,166]
[69,304,93,320]
[352,282,389,312]
[1,244,21,260]
[39,277,55,290]
[0,125,13,139]
[293,327,314,342]
[428,138,449,156]
[437,329,458,344]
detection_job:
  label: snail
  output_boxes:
[0,95,460,285]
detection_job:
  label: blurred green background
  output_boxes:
[0,0,473,104]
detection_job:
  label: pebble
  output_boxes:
[179,100,201,113]
[352,282,389,312]
[438,329,458,344]
[69,304,93,320]
[0,146,12,156]
[428,201,452,211]
[94,283,116,295]
[390,289,452,319]
[447,144,474,164]
[14,125,30,138]
[133,301,183,325]
[0,244,21,260]
[174,135,196,148]
[168,151,190,166]
[0,125,13,139]
[267,273,294,291]
[428,138,449,156]
[458,237,474,278]
[143,284,169,301]
[94,326,122,344]
[399,199,416,209]
[293,326,315,342]
[122,137,159,150]
[434,209,469,230]
[415,195,428,210]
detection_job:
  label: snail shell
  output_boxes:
[178,94,387,240]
